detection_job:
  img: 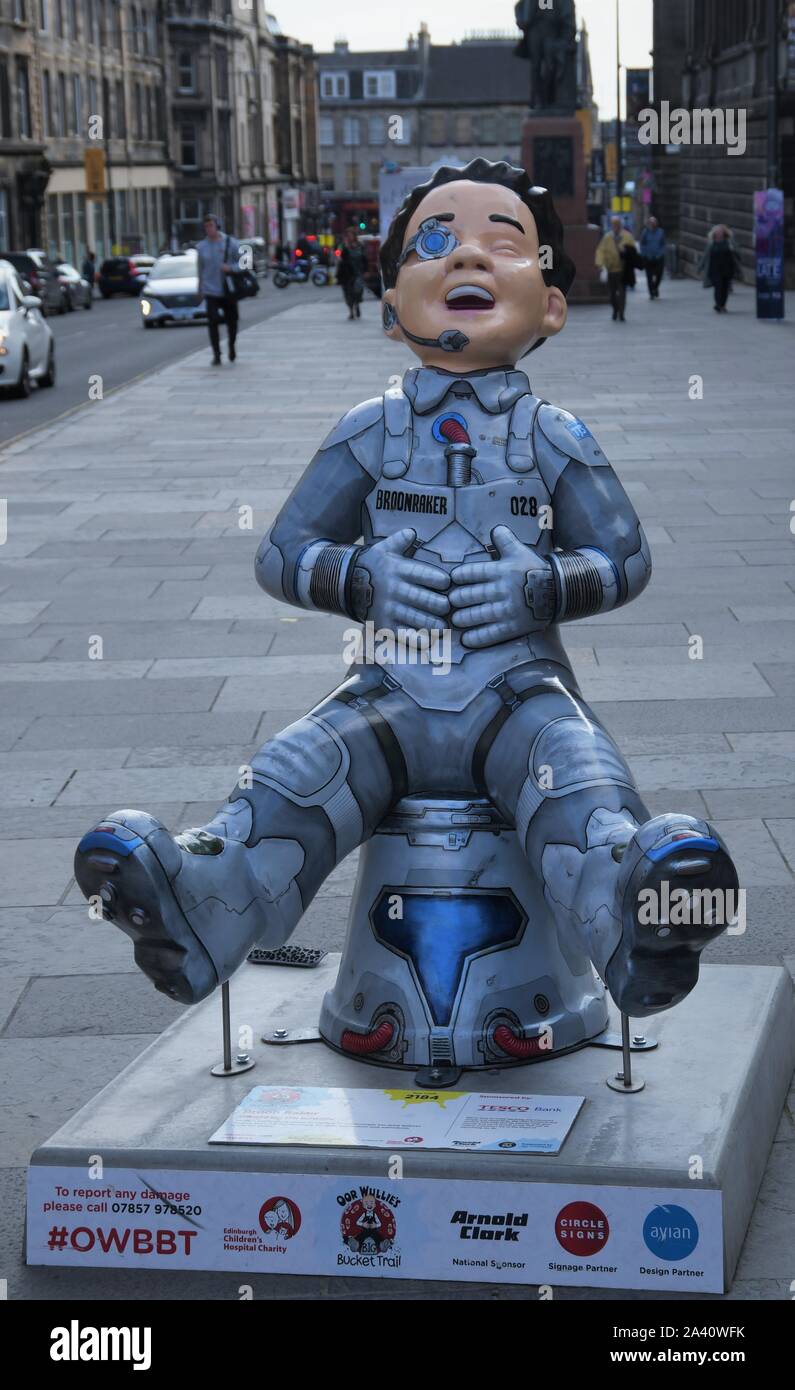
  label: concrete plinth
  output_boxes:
[521,114,605,304]
[26,960,795,1293]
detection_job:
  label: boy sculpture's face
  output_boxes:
[383,179,567,372]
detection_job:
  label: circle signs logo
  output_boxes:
[643,1204,699,1261]
[555,1201,609,1256]
[259,1196,301,1241]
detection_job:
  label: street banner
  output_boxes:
[83,148,105,199]
[27,1165,724,1291]
[754,188,785,319]
[209,1085,584,1155]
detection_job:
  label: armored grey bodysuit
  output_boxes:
[74,365,737,1020]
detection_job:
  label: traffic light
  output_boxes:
[358,221,366,230]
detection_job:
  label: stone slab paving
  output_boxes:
[0,276,793,1300]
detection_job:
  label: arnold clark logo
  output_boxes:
[638,100,746,157]
[450,1207,528,1243]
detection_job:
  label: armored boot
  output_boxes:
[600,814,739,1017]
[74,801,303,1004]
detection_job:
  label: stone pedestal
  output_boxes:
[522,115,605,304]
[25,959,795,1293]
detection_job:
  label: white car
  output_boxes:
[139,252,206,328]
[0,259,55,397]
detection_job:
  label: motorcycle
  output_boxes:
[271,256,329,289]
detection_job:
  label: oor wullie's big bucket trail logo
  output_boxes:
[337,1187,400,1268]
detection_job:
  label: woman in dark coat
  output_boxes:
[337,230,367,320]
[701,225,741,313]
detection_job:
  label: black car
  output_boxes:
[98,256,146,298]
[0,251,64,316]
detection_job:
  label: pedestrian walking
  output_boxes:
[639,216,666,299]
[699,225,741,313]
[80,249,96,299]
[196,214,241,365]
[595,217,637,322]
[337,228,367,320]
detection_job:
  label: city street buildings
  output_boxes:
[316,22,600,235]
[651,0,795,282]
[0,0,320,259]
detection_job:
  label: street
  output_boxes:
[0,274,793,1300]
[0,279,329,446]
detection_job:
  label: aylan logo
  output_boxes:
[643,1204,699,1262]
[555,1201,609,1256]
[258,1196,301,1242]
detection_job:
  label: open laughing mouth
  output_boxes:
[445,284,495,311]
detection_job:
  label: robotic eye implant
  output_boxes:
[396,217,460,269]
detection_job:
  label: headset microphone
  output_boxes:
[382,303,469,354]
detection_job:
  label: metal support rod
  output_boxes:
[615,0,623,204]
[621,1010,633,1087]
[221,979,232,1072]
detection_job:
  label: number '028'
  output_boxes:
[510,495,538,517]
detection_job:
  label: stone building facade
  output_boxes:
[651,0,795,283]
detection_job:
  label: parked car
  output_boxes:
[130,253,156,283]
[0,259,56,397]
[0,251,64,316]
[98,256,146,298]
[55,262,93,311]
[139,252,206,327]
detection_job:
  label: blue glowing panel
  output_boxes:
[373,892,523,1026]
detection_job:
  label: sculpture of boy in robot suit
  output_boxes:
[74,158,738,1028]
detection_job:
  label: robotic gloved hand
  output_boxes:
[350,527,451,633]
[450,525,556,649]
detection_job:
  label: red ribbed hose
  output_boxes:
[341,1019,395,1055]
[439,418,470,445]
[493,1024,546,1059]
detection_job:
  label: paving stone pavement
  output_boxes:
[1,277,793,1301]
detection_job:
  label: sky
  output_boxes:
[270,0,654,120]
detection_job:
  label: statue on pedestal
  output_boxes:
[514,0,578,115]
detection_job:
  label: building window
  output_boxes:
[427,111,448,145]
[478,113,497,144]
[0,58,11,139]
[147,85,155,139]
[131,5,140,53]
[72,73,81,134]
[88,76,98,123]
[320,71,349,99]
[454,113,472,145]
[364,70,395,99]
[115,79,126,137]
[146,9,157,56]
[342,116,360,146]
[55,0,63,37]
[102,76,111,137]
[504,112,522,143]
[216,50,228,102]
[180,121,198,167]
[16,58,32,138]
[318,114,334,146]
[320,162,334,189]
[57,71,67,136]
[67,0,76,39]
[368,114,386,145]
[14,0,26,21]
[113,0,122,49]
[177,50,196,93]
[39,0,49,32]
[370,161,383,189]
[42,70,53,137]
[135,82,143,137]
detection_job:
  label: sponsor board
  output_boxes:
[27,1166,723,1291]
